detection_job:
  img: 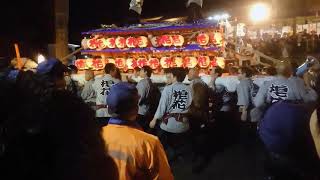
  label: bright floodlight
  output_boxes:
[221,13,230,19]
[249,3,270,22]
[208,16,213,20]
[37,54,46,64]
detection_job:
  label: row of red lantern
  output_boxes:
[75,56,224,70]
[81,32,223,50]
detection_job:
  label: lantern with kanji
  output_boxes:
[87,38,102,49]
[197,33,210,46]
[106,38,116,48]
[137,36,148,48]
[160,57,174,68]
[198,56,210,68]
[137,57,148,68]
[183,56,198,68]
[160,35,173,47]
[115,58,126,69]
[148,58,160,69]
[96,38,108,50]
[126,37,138,48]
[174,57,183,67]
[209,57,217,68]
[115,36,126,48]
[75,59,86,70]
[126,58,138,69]
[150,36,161,47]
[172,35,184,47]
[91,58,104,70]
[81,38,89,49]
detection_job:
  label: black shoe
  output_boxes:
[186,3,203,23]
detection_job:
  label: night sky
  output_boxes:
[0,0,255,58]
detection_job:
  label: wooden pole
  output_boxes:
[14,43,22,70]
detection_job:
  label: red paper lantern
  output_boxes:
[160,57,174,68]
[126,37,138,48]
[198,56,210,68]
[160,35,173,47]
[172,35,184,47]
[87,38,104,49]
[126,58,138,69]
[148,58,160,69]
[106,38,116,48]
[96,38,107,50]
[75,59,86,70]
[137,57,148,68]
[115,37,126,48]
[183,57,198,68]
[209,58,217,68]
[136,36,148,48]
[151,36,161,47]
[197,33,210,46]
[115,58,126,69]
[174,57,183,67]
[91,58,104,70]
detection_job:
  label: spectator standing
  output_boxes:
[102,82,173,180]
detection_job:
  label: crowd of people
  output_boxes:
[0,54,320,180]
[228,30,320,64]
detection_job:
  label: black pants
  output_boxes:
[156,129,190,163]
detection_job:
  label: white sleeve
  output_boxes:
[154,87,170,120]
[254,82,268,108]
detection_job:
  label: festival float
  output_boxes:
[75,21,226,76]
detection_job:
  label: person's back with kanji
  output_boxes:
[254,60,314,108]
[93,63,120,117]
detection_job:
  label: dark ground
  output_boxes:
[172,141,265,180]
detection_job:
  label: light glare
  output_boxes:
[249,3,270,22]
[37,54,46,64]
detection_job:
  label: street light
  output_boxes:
[37,54,46,64]
[249,3,270,22]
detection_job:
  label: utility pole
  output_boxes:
[54,0,69,63]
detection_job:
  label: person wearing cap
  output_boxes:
[254,60,317,109]
[259,101,320,179]
[93,63,120,118]
[149,67,192,162]
[36,58,68,90]
[102,82,173,180]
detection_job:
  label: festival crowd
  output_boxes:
[0,54,320,180]
[228,30,320,62]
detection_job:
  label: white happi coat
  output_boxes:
[93,74,120,117]
[154,82,192,133]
